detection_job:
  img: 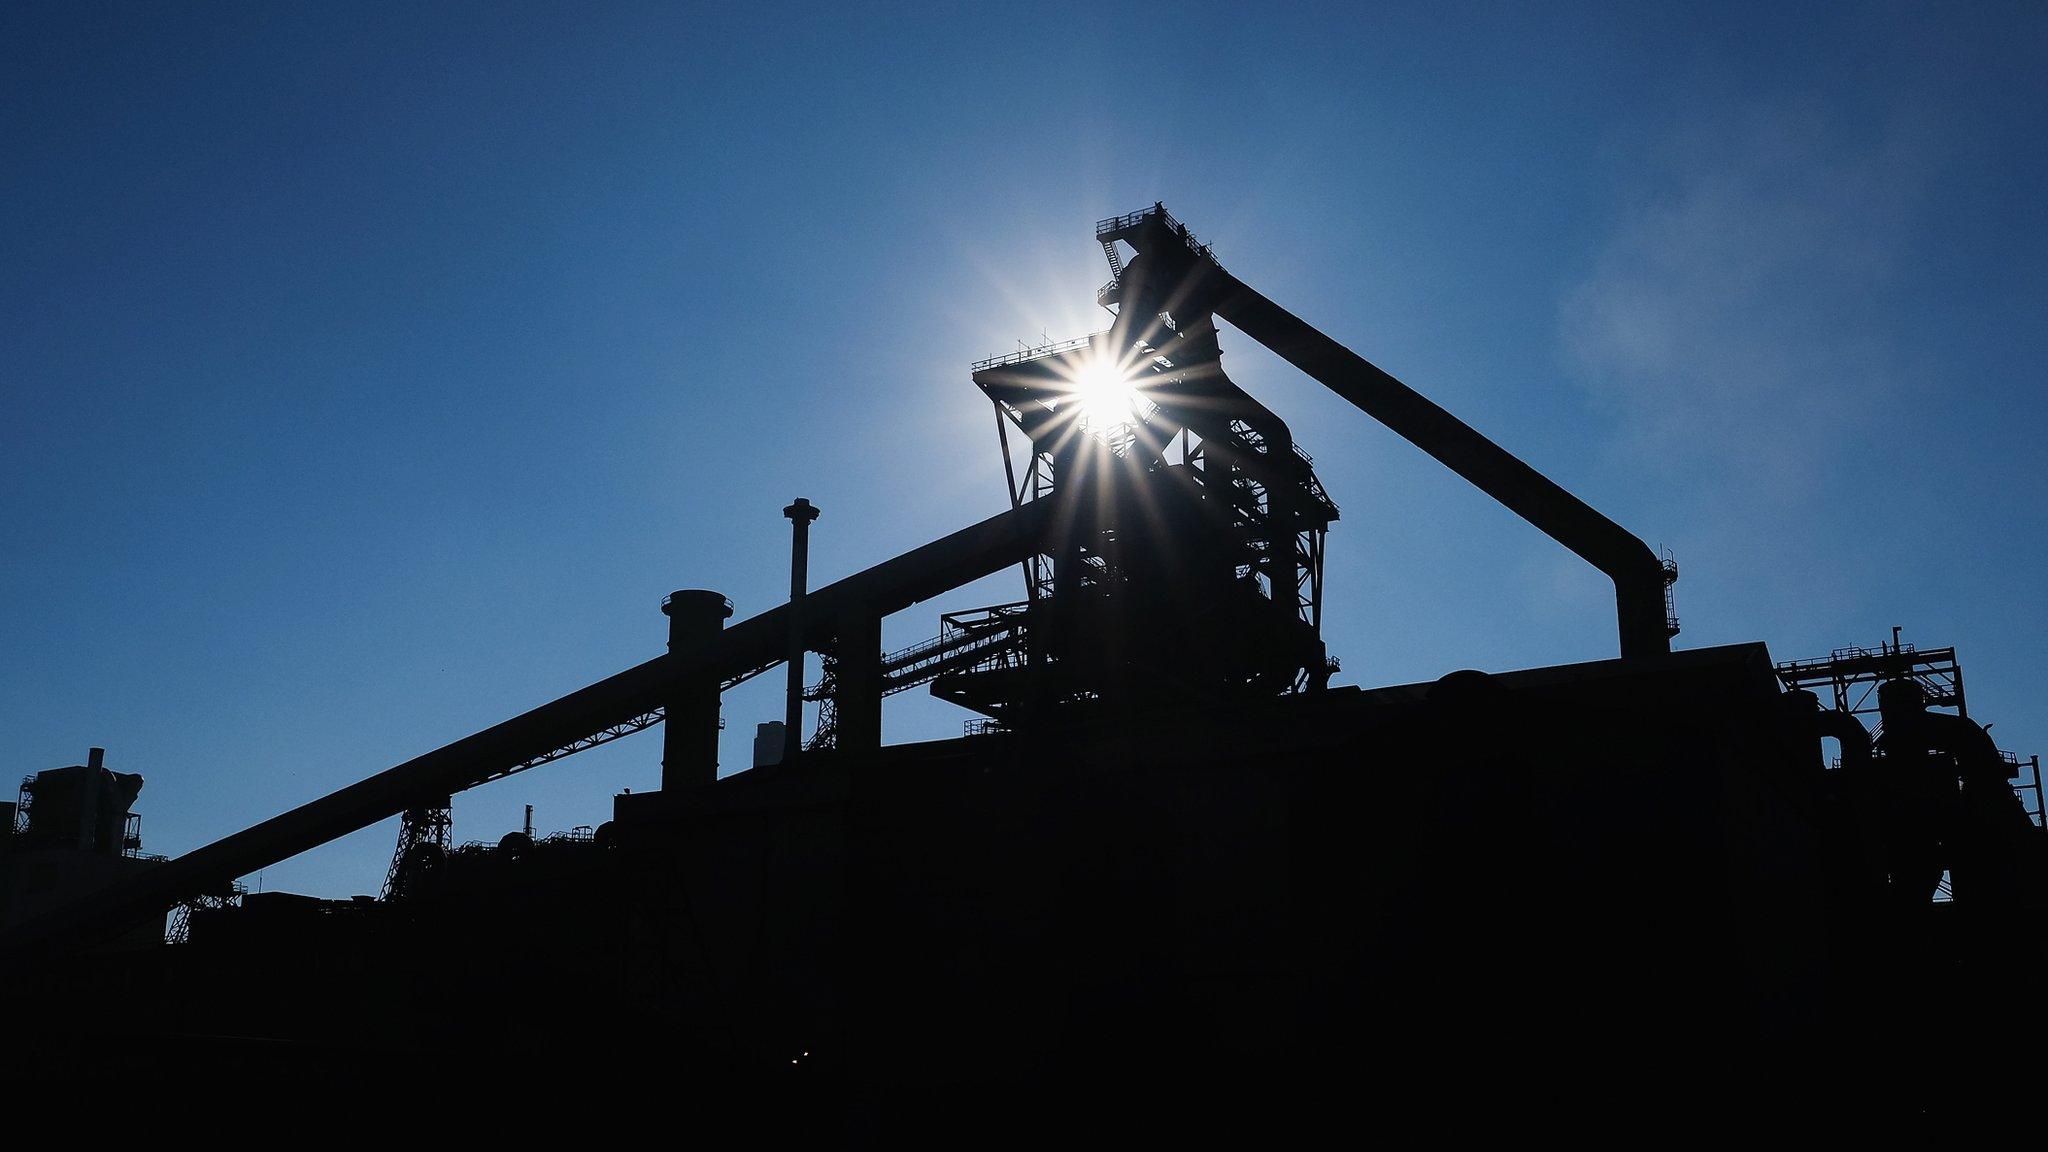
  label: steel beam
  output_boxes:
[1114,213,1673,660]
[1,498,1057,959]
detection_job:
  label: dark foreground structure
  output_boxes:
[6,208,2044,1124]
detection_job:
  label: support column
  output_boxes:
[834,610,884,753]
[661,589,731,790]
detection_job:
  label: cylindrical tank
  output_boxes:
[662,590,732,790]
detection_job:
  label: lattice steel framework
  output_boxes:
[1776,633,2045,831]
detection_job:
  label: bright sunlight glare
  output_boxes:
[1070,355,1145,438]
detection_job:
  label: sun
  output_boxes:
[1069,354,1145,438]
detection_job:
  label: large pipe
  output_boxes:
[1884,695,2039,906]
[1,497,1057,960]
[1112,211,1673,660]
[1793,691,1885,891]
[1812,705,1873,775]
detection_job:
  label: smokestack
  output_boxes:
[783,498,820,762]
[87,747,104,770]
[660,589,733,790]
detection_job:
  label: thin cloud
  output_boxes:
[1561,105,1940,493]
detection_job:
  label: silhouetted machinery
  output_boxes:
[814,211,1348,737]
[5,208,2045,1118]
[1778,637,2048,910]
[0,203,1689,957]
[820,205,1676,736]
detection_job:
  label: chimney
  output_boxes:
[783,498,821,762]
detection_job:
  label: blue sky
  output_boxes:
[3,1,2043,897]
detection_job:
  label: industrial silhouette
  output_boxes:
[4,206,2042,1119]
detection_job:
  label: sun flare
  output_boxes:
[1069,355,1145,438]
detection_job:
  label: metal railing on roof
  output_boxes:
[1095,205,1223,269]
[972,335,1096,373]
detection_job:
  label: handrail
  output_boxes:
[971,335,1097,373]
[1097,204,1223,268]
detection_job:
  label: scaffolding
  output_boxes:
[166,881,243,944]
[1775,634,1966,720]
[381,799,453,901]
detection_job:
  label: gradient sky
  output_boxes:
[4,2,2043,897]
